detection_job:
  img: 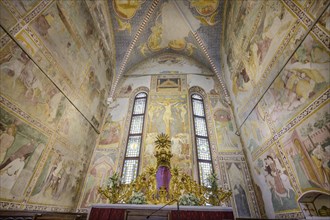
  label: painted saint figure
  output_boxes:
[234,183,251,217]
[311,145,330,187]
[0,124,17,163]
[42,154,64,196]
[0,139,35,170]
[263,155,298,211]
[158,100,178,136]
[264,156,287,198]
[0,155,27,190]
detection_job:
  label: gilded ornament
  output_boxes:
[98,133,232,205]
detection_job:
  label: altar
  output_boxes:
[88,204,234,220]
[94,134,234,220]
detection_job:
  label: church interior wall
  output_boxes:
[0,0,328,219]
[0,0,114,212]
[77,59,261,218]
[221,0,329,218]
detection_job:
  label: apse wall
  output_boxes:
[78,54,261,218]
[221,1,329,219]
[0,1,113,212]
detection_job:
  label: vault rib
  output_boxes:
[110,0,161,98]
[173,0,230,100]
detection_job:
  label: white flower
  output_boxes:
[128,191,146,204]
[179,193,200,206]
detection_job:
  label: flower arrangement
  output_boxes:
[106,172,121,188]
[206,172,232,206]
[206,172,218,191]
[127,191,146,204]
[178,193,200,206]
[98,173,122,204]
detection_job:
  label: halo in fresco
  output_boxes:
[189,0,219,16]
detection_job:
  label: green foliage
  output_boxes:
[178,193,200,206]
[127,191,146,204]
[206,172,218,191]
[106,172,121,189]
[98,173,123,204]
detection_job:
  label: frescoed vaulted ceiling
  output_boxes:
[108,0,227,98]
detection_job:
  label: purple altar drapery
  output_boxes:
[156,166,171,191]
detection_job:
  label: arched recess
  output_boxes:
[117,86,149,180]
[298,190,330,218]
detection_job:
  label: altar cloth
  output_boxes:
[88,204,234,220]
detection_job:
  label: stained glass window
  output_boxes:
[130,116,144,134]
[133,98,146,114]
[194,117,207,137]
[192,99,205,116]
[126,136,141,157]
[192,94,202,100]
[122,159,139,184]
[196,137,211,160]
[191,94,214,187]
[136,93,147,98]
[199,162,213,187]
[122,92,147,184]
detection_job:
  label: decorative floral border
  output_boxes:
[253,89,329,160]
[0,95,53,135]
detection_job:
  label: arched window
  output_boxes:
[191,94,214,187]
[121,92,147,184]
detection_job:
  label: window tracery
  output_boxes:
[121,92,147,184]
[191,93,214,187]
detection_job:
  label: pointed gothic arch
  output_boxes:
[120,87,149,184]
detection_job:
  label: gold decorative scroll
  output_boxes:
[98,133,232,205]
